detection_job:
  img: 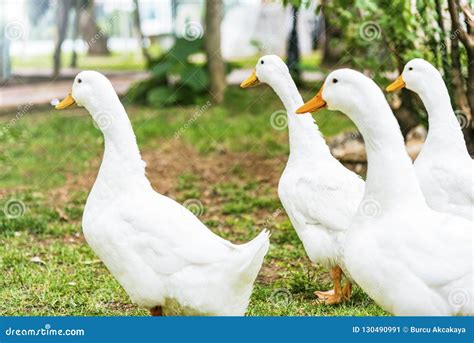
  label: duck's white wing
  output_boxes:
[121,191,238,276]
[292,165,365,231]
[396,212,473,287]
[432,160,474,204]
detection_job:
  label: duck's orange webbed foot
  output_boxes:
[315,266,349,305]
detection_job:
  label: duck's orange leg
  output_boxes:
[342,280,353,301]
[150,306,163,316]
[315,266,345,305]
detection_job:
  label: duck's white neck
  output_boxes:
[349,96,425,206]
[414,76,468,155]
[87,99,147,187]
[268,74,330,160]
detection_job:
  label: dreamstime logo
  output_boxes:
[2,103,33,134]
[183,198,204,217]
[92,111,114,130]
[182,21,203,41]
[269,288,292,306]
[359,198,381,218]
[448,288,470,308]
[453,110,470,129]
[86,14,119,48]
[440,27,464,50]
[4,20,25,41]
[3,199,26,219]
[270,110,288,130]
[174,101,212,139]
[260,207,283,231]
[359,21,381,42]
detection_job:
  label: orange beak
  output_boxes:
[55,93,76,109]
[386,75,406,92]
[240,70,260,88]
[296,86,327,114]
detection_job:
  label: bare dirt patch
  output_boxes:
[50,140,285,201]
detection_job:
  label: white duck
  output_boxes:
[297,69,474,316]
[387,58,473,221]
[241,55,365,304]
[55,71,270,316]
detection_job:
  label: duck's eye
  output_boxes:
[408,67,413,71]
[77,78,82,83]
[260,60,264,65]
[332,78,338,84]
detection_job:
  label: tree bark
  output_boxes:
[70,0,81,68]
[434,0,451,86]
[80,1,109,56]
[447,0,474,149]
[320,0,344,65]
[383,37,419,136]
[449,17,470,120]
[287,6,301,84]
[204,0,226,104]
[53,0,72,77]
[132,0,151,66]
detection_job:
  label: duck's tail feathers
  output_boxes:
[233,229,270,285]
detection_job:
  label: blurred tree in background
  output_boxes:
[27,0,109,77]
[287,4,301,83]
[132,0,152,67]
[205,0,226,103]
[128,0,228,107]
[126,37,209,106]
[79,0,110,56]
[319,0,474,147]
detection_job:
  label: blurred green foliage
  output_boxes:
[126,38,210,107]
[325,0,420,81]
[318,0,472,133]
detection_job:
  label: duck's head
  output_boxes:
[296,69,384,122]
[55,71,120,119]
[240,55,290,88]
[386,58,441,95]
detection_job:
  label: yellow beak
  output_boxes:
[386,75,406,92]
[296,86,327,114]
[240,70,260,88]
[55,93,76,109]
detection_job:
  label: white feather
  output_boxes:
[322,68,474,316]
[401,59,473,221]
[253,55,364,273]
[72,71,269,316]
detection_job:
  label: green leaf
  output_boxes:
[168,38,203,62]
[151,61,172,78]
[180,67,209,92]
[147,87,179,107]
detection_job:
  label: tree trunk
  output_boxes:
[434,0,451,86]
[383,37,419,136]
[287,6,301,83]
[320,0,344,65]
[449,21,470,119]
[80,1,109,56]
[447,0,474,150]
[70,0,81,68]
[464,49,474,152]
[394,91,421,136]
[204,0,226,104]
[132,0,151,66]
[53,0,72,77]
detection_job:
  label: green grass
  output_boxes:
[0,85,385,316]
[230,52,322,71]
[11,51,145,71]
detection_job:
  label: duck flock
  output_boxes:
[54,55,473,316]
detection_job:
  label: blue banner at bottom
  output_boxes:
[0,316,472,343]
